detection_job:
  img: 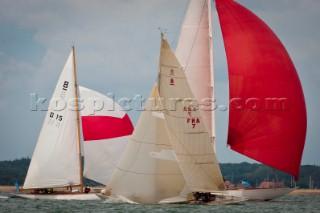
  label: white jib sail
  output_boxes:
[159,35,224,192]
[175,0,216,145]
[24,50,81,189]
[107,86,185,204]
[79,86,132,185]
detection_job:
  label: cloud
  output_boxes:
[0,0,188,95]
[0,55,35,93]
[0,0,319,165]
[0,0,190,161]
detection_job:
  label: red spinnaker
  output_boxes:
[216,0,307,180]
[82,114,134,141]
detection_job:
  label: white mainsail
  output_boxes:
[159,35,224,192]
[80,86,133,185]
[175,0,215,144]
[24,50,81,189]
[107,85,185,204]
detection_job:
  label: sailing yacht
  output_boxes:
[100,34,246,205]
[102,0,306,203]
[102,39,188,204]
[16,48,133,200]
[175,0,306,200]
[16,47,99,200]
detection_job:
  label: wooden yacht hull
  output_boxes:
[14,193,99,200]
[226,187,295,201]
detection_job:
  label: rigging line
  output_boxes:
[273,168,279,182]
[171,0,191,47]
[158,83,199,162]
[164,110,201,119]
[161,64,181,69]
[166,121,220,188]
[163,86,220,185]
[176,152,214,156]
[158,78,221,189]
[160,72,185,79]
[184,0,207,72]
[116,167,182,176]
[131,138,172,147]
[112,97,155,185]
[164,110,217,177]
[224,144,247,166]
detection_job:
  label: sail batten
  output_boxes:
[216,0,307,180]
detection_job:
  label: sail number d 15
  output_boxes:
[49,112,63,121]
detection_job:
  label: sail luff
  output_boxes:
[72,46,83,192]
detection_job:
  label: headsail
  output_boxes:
[175,0,215,142]
[107,85,185,204]
[24,50,81,189]
[159,35,225,192]
[216,0,307,180]
[80,86,133,185]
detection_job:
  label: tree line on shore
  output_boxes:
[0,158,319,188]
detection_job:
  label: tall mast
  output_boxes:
[208,0,216,149]
[158,32,164,95]
[72,46,83,193]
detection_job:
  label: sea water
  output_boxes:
[1,192,319,213]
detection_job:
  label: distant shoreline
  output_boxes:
[1,186,320,195]
[0,186,16,193]
[0,186,104,193]
[289,189,320,196]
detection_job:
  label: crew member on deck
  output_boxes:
[84,185,91,194]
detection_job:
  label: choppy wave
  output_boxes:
[0,194,319,213]
[0,196,9,199]
[103,195,138,204]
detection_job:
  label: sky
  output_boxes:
[0,0,319,166]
